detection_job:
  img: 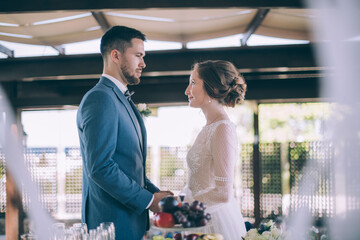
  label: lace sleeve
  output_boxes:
[193,122,238,206]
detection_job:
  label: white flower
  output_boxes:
[262,231,272,238]
[137,103,152,117]
[243,222,282,240]
[137,103,147,112]
[265,220,275,228]
[271,228,281,238]
[255,235,267,240]
[247,229,258,238]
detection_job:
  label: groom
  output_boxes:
[77,26,172,239]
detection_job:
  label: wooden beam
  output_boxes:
[0,44,322,107]
[91,11,111,32]
[0,43,14,58]
[0,44,318,82]
[0,0,305,14]
[241,9,270,46]
[52,45,65,55]
[8,74,321,108]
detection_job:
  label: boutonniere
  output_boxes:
[137,103,152,117]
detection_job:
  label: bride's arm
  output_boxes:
[192,123,238,205]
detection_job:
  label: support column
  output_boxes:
[5,170,24,239]
[252,102,261,227]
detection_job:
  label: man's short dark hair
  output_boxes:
[100,26,146,57]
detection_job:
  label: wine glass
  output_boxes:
[20,233,38,240]
[89,229,97,240]
[100,222,115,240]
[63,229,76,240]
[51,223,66,240]
[98,229,109,240]
[73,222,88,235]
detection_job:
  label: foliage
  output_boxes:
[259,103,331,143]
[65,167,83,194]
[0,162,4,179]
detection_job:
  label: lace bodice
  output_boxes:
[185,119,239,207]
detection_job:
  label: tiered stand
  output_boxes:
[151,225,207,239]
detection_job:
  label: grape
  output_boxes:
[187,211,197,220]
[196,211,205,219]
[171,200,210,228]
[181,203,190,212]
[191,201,201,211]
[179,216,187,224]
[192,200,200,205]
[197,218,207,226]
[182,221,191,228]
[200,202,207,210]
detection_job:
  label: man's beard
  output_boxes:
[121,65,140,85]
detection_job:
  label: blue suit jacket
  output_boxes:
[77,77,159,240]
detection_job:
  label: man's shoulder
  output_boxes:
[79,84,115,108]
[86,80,114,96]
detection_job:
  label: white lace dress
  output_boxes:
[182,120,246,240]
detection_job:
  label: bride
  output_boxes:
[181,60,247,239]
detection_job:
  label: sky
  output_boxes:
[21,106,206,148]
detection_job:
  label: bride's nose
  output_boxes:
[185,85,191,96]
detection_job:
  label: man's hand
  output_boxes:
[149,191,174,213]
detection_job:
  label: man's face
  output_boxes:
[120,38,146,85]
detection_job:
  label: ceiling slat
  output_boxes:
[241,9,270,46]
[91,11,111,32]
[0,43,14,58]
[52,45,65,55]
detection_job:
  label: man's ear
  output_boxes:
[110,49,121,63]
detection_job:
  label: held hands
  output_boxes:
[149,191,174,213]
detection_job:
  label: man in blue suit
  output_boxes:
[77,26,173,239]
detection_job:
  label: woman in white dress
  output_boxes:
[182,60,247,239]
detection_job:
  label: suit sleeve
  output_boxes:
[145,177,160,193]
[78,90,153,214]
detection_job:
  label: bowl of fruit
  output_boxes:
[152,196,212,230]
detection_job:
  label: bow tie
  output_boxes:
[124,90,135,101]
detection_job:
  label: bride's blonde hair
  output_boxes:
[192,60,247,107]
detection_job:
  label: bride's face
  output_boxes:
[185,69,209,108]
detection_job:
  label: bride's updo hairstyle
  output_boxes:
[193,60,247,107]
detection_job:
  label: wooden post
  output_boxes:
[5,172,24,240]
[5,123,25,239]
[252,102,261,227]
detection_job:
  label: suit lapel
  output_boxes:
[129,100,147,159]
[100,77,143,150]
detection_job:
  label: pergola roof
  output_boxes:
[0,8,314,47]
[0,0,325,108]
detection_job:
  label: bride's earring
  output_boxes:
[208,98,212,103]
